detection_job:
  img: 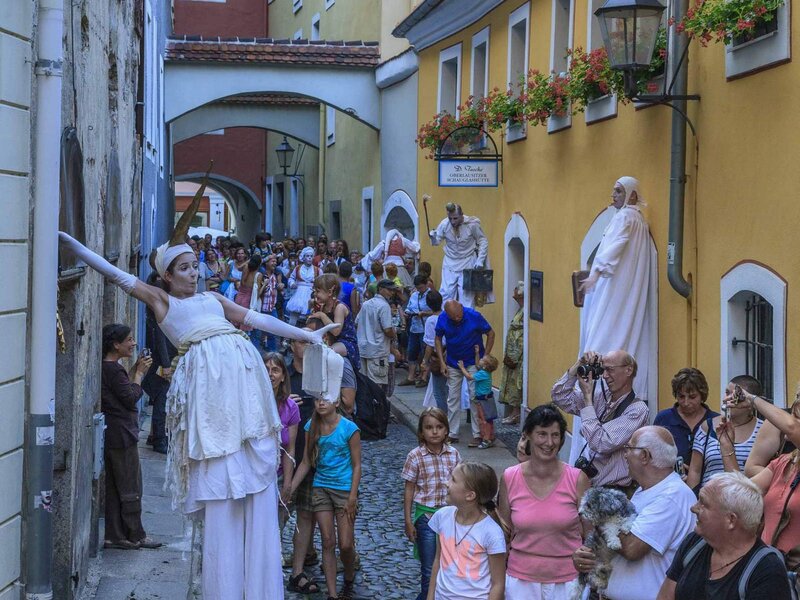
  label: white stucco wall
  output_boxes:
[0,4,32,595]
[379,71,419,237]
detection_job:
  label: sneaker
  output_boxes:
[477,439,496,450]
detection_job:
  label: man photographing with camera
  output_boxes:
[551,350,649,495]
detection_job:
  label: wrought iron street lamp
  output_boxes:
[594,0,666,98]
[275,136,295,176]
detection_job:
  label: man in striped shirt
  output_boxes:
[551,350,649,493]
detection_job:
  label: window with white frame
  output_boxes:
[470,27,490,103]
[325,0,335,9]
[326,105,335,146]
[720,262,786,407]
[507,3,529,140]
[725,2,790,78]
[437,43,462,116]
[585,0,618,122]
[144,0,158,159]
[293,0,303,14]
[293,28,303,40]
[311,13,321,41]
[548,0,574,132]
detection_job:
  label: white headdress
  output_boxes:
[615,176,646,207]
[299,246,314,262]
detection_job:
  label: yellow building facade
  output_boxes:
[402,0,798,414]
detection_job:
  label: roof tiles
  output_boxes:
[166,36,380,68]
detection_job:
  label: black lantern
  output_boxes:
[595,0,665,96]
[275,136,295,175]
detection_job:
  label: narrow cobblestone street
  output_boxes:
[283,422,420,600]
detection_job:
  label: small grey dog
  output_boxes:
[572,487,637,599]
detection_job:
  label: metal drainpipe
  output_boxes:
[667,0,692,298]
[25,0,63,598]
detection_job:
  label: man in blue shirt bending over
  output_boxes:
[434,300,495,446]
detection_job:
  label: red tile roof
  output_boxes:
[166,37,380,68]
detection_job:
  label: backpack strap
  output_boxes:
[682,537,708,569]
[738,546,786,600]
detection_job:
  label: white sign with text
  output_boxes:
[438,160,498,187]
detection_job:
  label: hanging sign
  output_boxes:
[438,159,498,188]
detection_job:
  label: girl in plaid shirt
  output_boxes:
[402,408,462,600]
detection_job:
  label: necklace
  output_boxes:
[731,415,755,428]
[709,551,748,575]
[453,510,481,546]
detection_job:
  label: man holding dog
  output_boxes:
[551,350,649,491]
[573,426,696,600]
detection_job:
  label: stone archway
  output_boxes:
[381,189,418,242]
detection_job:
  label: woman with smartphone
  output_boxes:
[686,375,763,491]
[101,324,161,550]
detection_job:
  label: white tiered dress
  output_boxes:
[159,292,283,600]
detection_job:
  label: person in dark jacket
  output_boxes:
[101,323,162,550]
[142,268,177,454]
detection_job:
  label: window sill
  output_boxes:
[725,3,790,79]
[506,121,527,143]
[547,111,571,133]
[728,30,778,53]
[58,266,86,287]
[585,93,618,124]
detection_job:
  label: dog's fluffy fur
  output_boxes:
[572,487,637,599]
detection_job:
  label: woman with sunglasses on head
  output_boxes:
[498,404,590,599]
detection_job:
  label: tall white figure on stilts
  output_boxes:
[426,197,493,309]
[569,176,658,463]
[57,167,336,600]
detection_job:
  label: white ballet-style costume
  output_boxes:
[286,263,317,315]
[159,293,283,600]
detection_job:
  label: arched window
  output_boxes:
[58,127,86,276]
[721,262,786,406]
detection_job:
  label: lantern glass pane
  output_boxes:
[635,11,663,65]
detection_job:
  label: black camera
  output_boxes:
[577,358,605,380]
[574,456,599,479]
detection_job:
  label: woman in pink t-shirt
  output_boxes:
[498,404,591,600]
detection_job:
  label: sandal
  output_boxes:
[288,572,320,594]
[468,438,483,448]
[478,439,496,449]
[338,578,355,600]
[103,539,140,550]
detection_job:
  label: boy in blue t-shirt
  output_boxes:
[458,345,500,449]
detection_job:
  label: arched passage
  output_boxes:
[381,189,418,242]
[171,103,321,147]
[175,173,262,242]
[165,40,381,128]
[503,213,530,420]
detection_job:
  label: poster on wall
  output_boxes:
[438,160,498,187]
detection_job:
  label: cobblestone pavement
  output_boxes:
[284,421,421,600]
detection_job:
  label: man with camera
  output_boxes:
[551,350,648,493]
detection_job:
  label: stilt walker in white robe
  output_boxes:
[58,172,336,600]
[428,202,494,309]
[361,228,420,287]
[569,176,658,464]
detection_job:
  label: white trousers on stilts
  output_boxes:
[202,484,283,600]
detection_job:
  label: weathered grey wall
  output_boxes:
[51,0,143,597]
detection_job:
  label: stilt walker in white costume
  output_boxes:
[58,171,336,600]
[426,199,493,309]
[568,176,658,464]
[360,228,420,287]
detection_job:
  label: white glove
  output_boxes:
[59,231,137,293]
[243,310,339,344]
[473,258,484,269]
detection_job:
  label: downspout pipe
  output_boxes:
[667,0,692,298]
[26,0,63,598]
